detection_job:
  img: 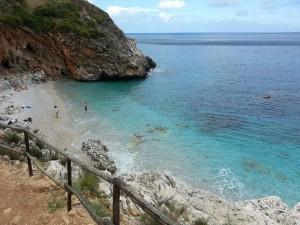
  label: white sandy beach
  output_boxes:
[0,81,90,161]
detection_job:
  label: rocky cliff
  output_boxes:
[0,0,156,81]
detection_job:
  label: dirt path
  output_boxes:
[0,157,96,225]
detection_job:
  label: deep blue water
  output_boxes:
[55,33,300,206]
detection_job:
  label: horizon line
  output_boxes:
[126,32,300,34]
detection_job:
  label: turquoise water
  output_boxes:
[55,33,300,206]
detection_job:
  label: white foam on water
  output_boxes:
[152,66,167,74]
[68,112,136,174]
[215,168,245,201]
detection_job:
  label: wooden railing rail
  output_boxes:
[0,123,180,225]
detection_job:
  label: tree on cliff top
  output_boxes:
[0,0,113,39]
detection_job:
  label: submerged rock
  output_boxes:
[263,95,272,99]
[81,139,117,174]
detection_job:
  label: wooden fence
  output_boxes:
[0,123,179,225]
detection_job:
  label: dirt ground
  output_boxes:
[0,157,97,225]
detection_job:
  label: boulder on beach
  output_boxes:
[81,139,117,174]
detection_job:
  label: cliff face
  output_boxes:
[0,0,156,81]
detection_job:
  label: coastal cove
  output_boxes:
[1,0,300,223]
[1,33,300,211]
[49,33,300,207]
[1,80,300,225]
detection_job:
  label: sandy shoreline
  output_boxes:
[0,81,89,161]
[1,81,300,224]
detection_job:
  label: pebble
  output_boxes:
[3,208,12,215]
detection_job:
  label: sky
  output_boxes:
[88,0,300,33]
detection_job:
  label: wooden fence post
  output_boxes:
[67,159,72,212]
[113,184,120,225]
[0,123,180,225]
[24,132,33,177]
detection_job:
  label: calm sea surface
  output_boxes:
[55,33,300,206]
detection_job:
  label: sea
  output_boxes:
[54,33,300,206]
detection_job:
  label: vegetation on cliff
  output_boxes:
[0,0,156,80]
[0,0,106,39]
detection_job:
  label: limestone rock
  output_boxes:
[285,203,300,225]
[98,181,112,197]
[0,71,47,92]
[46,160,67,182]
[82,139,117,174]
[101,217,113,225]
[45,160,82,182]
[118,172,300,225]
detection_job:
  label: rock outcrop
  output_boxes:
[118,172,300,225]
[0,71,47,91]
[46,160,82,182]
[82,139,117,174]
[0,0,156,81]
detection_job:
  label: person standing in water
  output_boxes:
[54,105,59,118]
[84,101,88,111]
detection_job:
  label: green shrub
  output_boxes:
[3,132,21,144]
[74,171,110,219]
[75,171,99,195]
[35,140,45,150]
[11,5,29,17]
[0,147,23,161]
[0,0,105,39]
[24,16,55,32]
[34,1,80,18]
[90,201,109,218]
[28,145,42,159]
[140,214,159,225]
[193,218,209,225]
[94,15,106,24]
[48,197,65,213]
[164,202,187,220]
[0,15,23,26]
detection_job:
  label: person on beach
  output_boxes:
[84,101,88,111]
[7,118,18,125]
[54,105,59,118]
